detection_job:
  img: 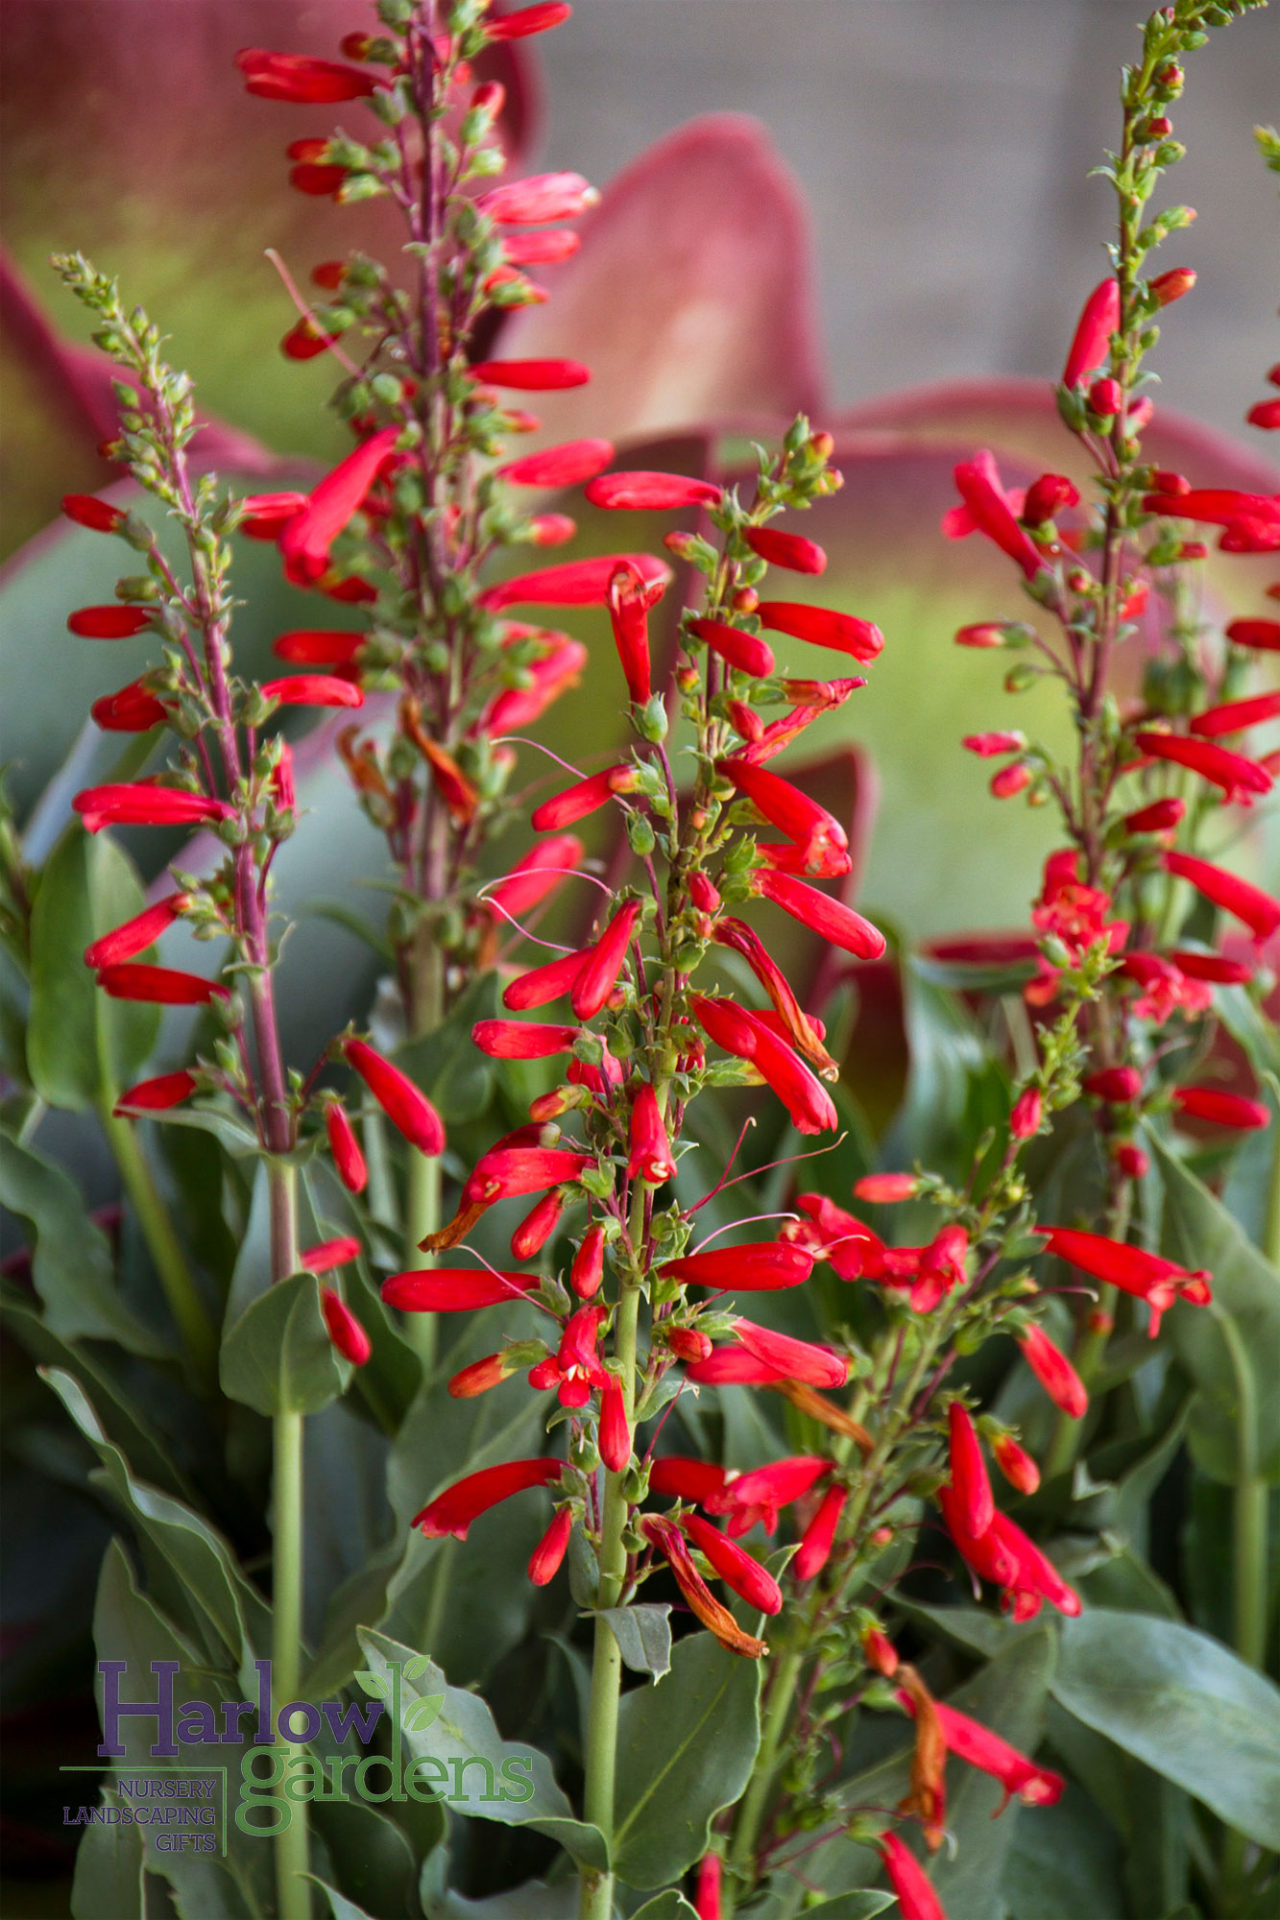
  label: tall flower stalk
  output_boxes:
[235,0,620,1342]
[53,259,439,1920]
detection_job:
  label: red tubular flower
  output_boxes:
[448,1353,515,1399]
[752,869,886,960]
[608,561,667,704]
[1124,796,1186,832]
[461,1139,595,1213]
[487,2,573,40]
[234,47,378,102]
[691,994,838,1134]
[648,1456,733,1506]
[794,1483,848,1579]
[947,1402,995,1539]
[1226,619,1280,652]
[1022,474,1080,524]
[686,617,776,678]
[1084,1065,1143,1103]
[792,1193,887,1282]
[320,1289,372,1366]
[987,1511,1082,1618]
[382,1268,540,1312]
[898,1692,1064,1810]
[240,491,314,537]
[755,600,884,662]
[414,1458,564,1539]
[855,1173,920,1202]
[1062,277,1119,385]
[84,893,188,969]
[478,170,596,223]
[684,1514,783,1614]
[1173,1086,1270,1130]
[952,452,1050,581]
[991,764,1032,800]
[63,493,126,533]
[1172,949,1253,985]
[598,1377,631,1472]
[344,1038,445,1156]
[755,841,851,881]
[937,1483,1021,1593]
[628,1083,676,1184]
[993,1434,1040,1496]
[963,731,1025,757]
[278,426,399,584]
[113,1069,197,1117]
[503,950,587,1012]
[1133,731,1272,804]
[694,1852,723,1920]
[586,470,722,510]
[300,1237,361,1271]
[1164,850,1280,941]
[863,1626,899,1677]
[658,1241,814,1291]
[499,439,615,487]
[1016,1323,1088,1419]
[90,681,169,731]
[487,834,584,920]
[1010,1087,1043,1138]
[711,920,833,1072]
[718,759,848,869]
[1150,267,1196,306]
[480,552,670,613]
[879,1832,947,1920]
[512,1188,567,1259]
[722,1455,830,1526]
[570,1224,606,1300]
[528,1507,574,1586]
[1249,398,1280,430]
[271,629,364,667]
[95,963,225,1005]
[640,1515,766,1656]
[67,605,153,639]
[502,230,582,265]
[666,1327,714,1364]
[1089,376,1122,417]
[473,1019,579,1059]
[732,1319,847,1389]
[323,1099,367,1194]
[1190,691,1280,737]
[531,764,638,831]
[571,900,642,1019]
[470,358,591,391]
[261,674,364,709]
[1142,486,1280,530]
[744,526,827,574]
[687,1349,789,1385]
[1041,1225,1211,1336]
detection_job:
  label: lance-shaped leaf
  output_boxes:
[611,1631,761,1889]
[355,1628,608,1870]
[220,1270,350,1417]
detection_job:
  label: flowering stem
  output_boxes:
[579,1137,651,1920]
[403,930,444,1375]
[98,1099,216,1388]
[268,1161,310,1920]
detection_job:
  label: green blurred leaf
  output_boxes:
[612,1633,761,1890]
[597,1603,672,1682]
[307,1882,379,1920]
[220,1270,349,1417]
[27,828,158,1108]
[884,956,1009,1179]
[0,1130,170,1355]
[308,1791,419,1920]
[43,1366,268,1666]
[1154,1137,1280,1484]
[789,1897,894,1920]
[356,1628,608,1870]
[1000,1783,1124,1920]
[631,1895,700,1920]
[1053,1609,1280,1849]
[69,1781,147,1920]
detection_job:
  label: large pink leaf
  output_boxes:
[495,115,824,446]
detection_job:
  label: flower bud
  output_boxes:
[1010,1087,1043,1138]
[1088,377,1123,418]
[993,1433,1040,1496]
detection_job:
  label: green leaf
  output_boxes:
[1153,1136,1280,1484]
[220,1271,349,1417]
[43,1366,268,1666]
[1000,1784,1125,1920]
[27,827,159,1109]
[789,1898,894,1920]
[356,1628,609,1871]
[307,1792,419,1920]
[631,1895,700,1920]
[0,1129,170,1355]
[1054,1609,1280,1849]
[392,972,499,1126]
[306,1882,379,1920]
[885,956,1009,1180]
[612,1632,761,1890]
[597,1603,672,1682]
[426,1886,575,1919]
[69,1782,147,1920]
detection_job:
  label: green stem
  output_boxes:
[578,1142,648,1920]
[726,1638,803,1891]
[403,930,444,1375]
[1043,1280,1115,1481]
[269,1163,311,1920]
[100,1102,216,1390]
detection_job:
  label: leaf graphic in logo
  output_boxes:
[404,1692,444,1734]
[354,1669,391,1702]
[402,1655,436,1686]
